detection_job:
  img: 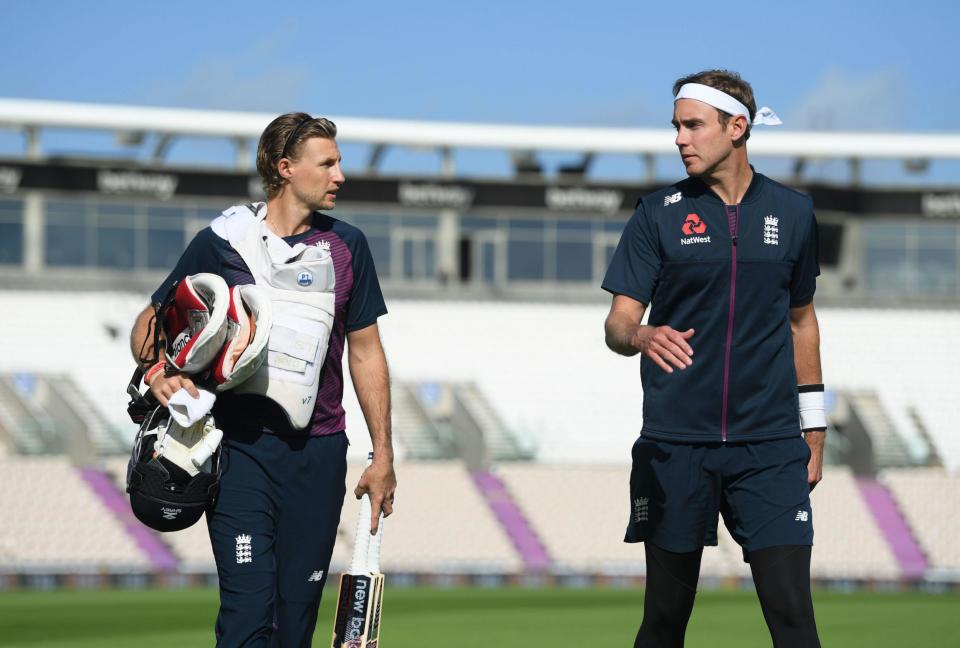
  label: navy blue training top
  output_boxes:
[152,211,387,437]
[602,171,819,443]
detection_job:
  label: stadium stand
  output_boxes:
[496,463,750,578]
[808,467,900,579]
[391,383,452,459]
[0,453,947,582]
[0,457,151,569]
[882,469,960,577]
[380,300,644,465]
[0,291,145,453]
[0,292,955,583]
[818,308,960,470]
[102,459,522,574]
[0,295,957,471]
[0,374,58,454]
[333,461,522,574]
[380,302,960,470]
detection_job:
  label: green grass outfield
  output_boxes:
[1,586,957,647]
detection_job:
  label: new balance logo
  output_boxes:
[633,497,650,523]
[307,570,325,582]
[663,191,682,206]
[763,215,779,246]
[236,534,253,564]
[795,510,809,522]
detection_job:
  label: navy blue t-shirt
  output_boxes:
[602,172,819,443]
[153,212,387,437]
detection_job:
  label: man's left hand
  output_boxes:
[354,458,397,534]
[804,430,825,491]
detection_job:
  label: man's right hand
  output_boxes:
[149,372,200,407]
[632,326,695,374]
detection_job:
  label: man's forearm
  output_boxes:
[349,347,394,461]
[792,305,826,446]
[605,312,643,357]
[791,315,822,386]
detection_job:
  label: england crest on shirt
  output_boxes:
[763,215,779,245]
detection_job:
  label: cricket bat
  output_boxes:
[332,453,385,648]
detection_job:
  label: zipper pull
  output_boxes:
[731,235,738,246]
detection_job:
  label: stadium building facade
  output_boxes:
[1,99,960,303]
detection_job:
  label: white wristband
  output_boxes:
[798,384,827,431]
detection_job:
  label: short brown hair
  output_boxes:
[256,112,338,197]
[672,70,756,141]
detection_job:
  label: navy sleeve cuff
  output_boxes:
[601,282,651,305]
[346,307,388,333]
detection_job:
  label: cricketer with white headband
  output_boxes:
[605,69,826,646]
[675,82,783,126]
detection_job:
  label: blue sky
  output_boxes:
[1,1,957,182]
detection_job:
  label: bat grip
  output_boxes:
[348,452,375,575]
[367,512,383,573]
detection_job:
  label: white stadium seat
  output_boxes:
[496,463,750,578]
[808,467,899,579]
[0,457,150,569]
[882,468,960,574]
[333,461,522,574]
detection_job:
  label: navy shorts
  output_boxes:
[625,435,813,560]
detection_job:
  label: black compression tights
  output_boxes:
[635,543,701,648]
[749,545,821,648]
[635,543,821,648]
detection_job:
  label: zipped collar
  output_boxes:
[685,166,765,206]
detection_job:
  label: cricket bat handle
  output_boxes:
[367,510,383,574]
[349,453,375,574]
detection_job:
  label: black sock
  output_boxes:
[748,545,821,648]
[635,543,702,648]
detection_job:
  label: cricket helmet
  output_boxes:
[125,404,223,532]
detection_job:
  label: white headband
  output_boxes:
[675,83,782,126]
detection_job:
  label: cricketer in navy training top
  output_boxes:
[129,113,397,647]
[603,70,826,648]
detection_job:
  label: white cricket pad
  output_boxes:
[214,284,272,391]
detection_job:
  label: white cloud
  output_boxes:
[140,23,309,112]
[788,68,904,131]
[158,61,307,112]
[553,92,662,127]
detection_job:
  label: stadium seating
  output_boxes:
[818,308,960,470]
[101,459,520,574]
[496,463,750,578]
[0,293,957,471]
[379,300,644,464]
[498,464,909,580]
[808,467,899,579]
[0,293,956,583]
[0,456,943,582]
[0,291,145,452]
[0,457,150,569]
[882,468,960,575]
[378,302,960,470]
[333,461,522,574]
